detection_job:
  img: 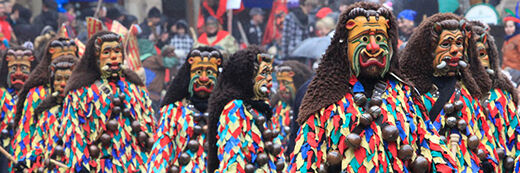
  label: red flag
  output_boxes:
[87,17,105,39]
[262,0,288,45]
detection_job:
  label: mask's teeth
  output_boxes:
[458,60,468,68]
[436,61,447,69]
[486,68,495,75]
[102,65,109,71]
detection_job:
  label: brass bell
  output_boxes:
[263,129,273,140]
[382,125,399,142]
[477,149,487,161]
[138,131,148,143]
[443,103,454,114]
[445,117,457,128]
[354,93,367,106]
[496,148,505,160]
[179,152,190,165]
[284,126,291,134]
[275,159,285,171]
[369,96,383,106]
[245,164,256,173]
[272,143,282,155]
[112,97,122,106]
[1,129,9,138]
[89,145,100,158]
[345,133,361,149]
[326,150,342,166]
[457,119,467,131]
[107,119,118,132]
[193,125,202,136]
[256,152,269,166]
[318,163,327,173]
[368,106,381,119]
[188,140,199,152]
[359,113,373,126]
[504,156,514,170]
[272,130,280,138]
[118,93,125,101]
[192,113,202,122]
[54,145,64,156]
[112,106,121,115]
[202,125,208,134]
[147,137,155,149]
[123,108,131,117]
[37,167,44,173]
[132,121,141,132]
[256,116,266,126]
[453,100,464,111]
[398,144,413,161]
[467,135,479,151]
[168,166,179,173]
[7,120,14,129]
[100,133,112,146]
[265,141,273,153]
[410,156,429,173]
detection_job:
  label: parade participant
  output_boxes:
[147,47,223,173]
[0,46,37,172]
[56,31,155,172]
[469,20,519,171]
[399,13,499,171]
[270,60,311,146]
[13,37,77,161]
[207,46,286,172]
[194,16,239,56]
[17,55,77,172]
[289,2,456,172]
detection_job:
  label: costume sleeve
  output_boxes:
[13,86,48,160]
[0,88,14,151]
[147,104,179,172]
[216,101,249,172]
[19,109,51,171]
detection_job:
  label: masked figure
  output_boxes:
[270,61,311,146]
[13,37,78,161]
[16,55,77,172]
[207,46,286,173]
[55,31,155,172]
[469,21,519,171]
[0,46,37,172]
[400,13,501,172]
[147,47,223,173]
[289,2,456,172]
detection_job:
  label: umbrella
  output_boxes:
[290,36,331,59]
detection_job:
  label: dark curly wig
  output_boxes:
[297,2,400,124]
[470,20,517,103]
[160,46,223,107]
[64,31,143,94]
[399,13,489,99]
[34,55,78,118]
[270,60,312,105]
[15,37,78,119]
[0,47,38,89]
[206,46,265,172]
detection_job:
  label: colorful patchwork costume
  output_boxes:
[289,3,456,172]
[400,13,501,172]
[13,37,78,162]
[270,61,311,147]
[469,20,519,171]
[207,47,286,173]
[54,31,155,172]
[147,47,223,173]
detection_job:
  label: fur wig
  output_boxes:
[160,46,223,106]
[470,21,517,103]
[64,31,143,94]
[270,60,312,105]
[0,46,39,88]
[297,2,400,124]
[206,46,265,172]
[399,13,489,98]
[15,37,77,118]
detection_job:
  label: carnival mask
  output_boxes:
[98,40,123,78]
[432,29,464,77]
[53,69,72,97]
[253,54,273,101]
[188,50,222,99]
[48,39,77,60]
[346,15,392,78]
[275,66,295,102]
[6,49,34,91]
[475,34,493,75]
